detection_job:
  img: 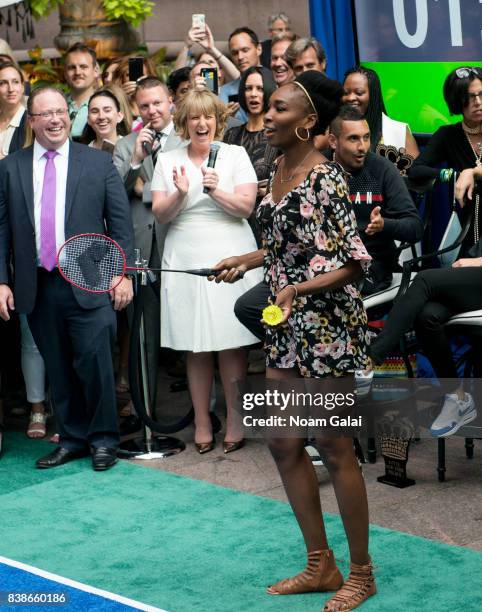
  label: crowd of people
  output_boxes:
[0,13,481,611]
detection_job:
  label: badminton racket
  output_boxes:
[56,233,240,293]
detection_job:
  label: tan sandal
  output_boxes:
[267,549,343,595]
[323,560,376,611]
[26,411,47,439]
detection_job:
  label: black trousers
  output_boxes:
[28,269,118,451]
[370,267,482,380]
[234,281,270,342]
[233,270,386,343]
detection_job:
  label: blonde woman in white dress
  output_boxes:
[152,89,262,453]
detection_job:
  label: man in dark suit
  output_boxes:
[113,76,183,397]
[0,86,135,470]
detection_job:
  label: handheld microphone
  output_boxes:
[203,143,220,194]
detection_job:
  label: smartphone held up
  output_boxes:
[192,13,206,31]
[200,67,218,95]
[128,57,144,82]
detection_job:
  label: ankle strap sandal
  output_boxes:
[267,549,343,595]
[323,560,376,611]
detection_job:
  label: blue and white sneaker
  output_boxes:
[305,442,324,466]
[430,392,476,437]
[355,368,374,397]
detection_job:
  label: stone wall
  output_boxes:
[5,0,310,60]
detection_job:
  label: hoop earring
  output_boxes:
[295,126,310,142]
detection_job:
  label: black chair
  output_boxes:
[395,185,481,481]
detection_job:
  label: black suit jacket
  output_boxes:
[0,141,135,313]
[8,110,26,155]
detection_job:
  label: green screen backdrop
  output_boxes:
[354,1,482,134]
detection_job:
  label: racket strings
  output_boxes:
[59,235,125,292]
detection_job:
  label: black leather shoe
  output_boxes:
[91,446,118,471]
[36,447,89,469]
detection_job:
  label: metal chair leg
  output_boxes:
[465,438,474,459]
[367,437,377,463]
[437,438,446,482]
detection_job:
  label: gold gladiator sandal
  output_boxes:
[267,549,343,595]
[322,560,376,611]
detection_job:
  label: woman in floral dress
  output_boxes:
[213,71,377,611]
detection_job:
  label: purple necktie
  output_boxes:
[40,150,58,271]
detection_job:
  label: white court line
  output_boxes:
[0,556,168,612]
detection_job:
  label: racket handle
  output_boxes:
[186,268,245,279]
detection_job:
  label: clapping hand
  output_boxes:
[173,165,189,196]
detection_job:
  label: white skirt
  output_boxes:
[161,215,262,352]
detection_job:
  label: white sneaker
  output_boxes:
[355,368,374,397]
[430,392,476,437]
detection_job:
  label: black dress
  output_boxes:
[409,122,481,251]
[409,122,478,180]
[256,161,372,377]
[224,124,279,244]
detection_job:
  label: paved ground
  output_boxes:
[128,372,482,553]
[5,371,482,553]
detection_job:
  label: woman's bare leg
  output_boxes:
[218,347,247,442]
[266,366,329,551]
[186,351,215,444]
[316,437,369,565]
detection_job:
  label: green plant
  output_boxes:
[102,0,154,27]
[28,0,62,19]
[22,46,67,90]
[28,0,154,26]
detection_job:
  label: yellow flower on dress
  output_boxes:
[262,305,284,326]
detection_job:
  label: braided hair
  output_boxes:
[343,66,387,152]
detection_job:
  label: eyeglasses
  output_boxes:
[455,67,482,79]
[468,90,482,103]
[29,109,69,119]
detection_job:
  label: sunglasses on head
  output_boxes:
[455,67,482,79]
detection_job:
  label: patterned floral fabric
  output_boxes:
[256,161,372,378]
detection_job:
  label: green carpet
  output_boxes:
[1,432,482,612]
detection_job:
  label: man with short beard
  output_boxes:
[219,27,262,122]
[327,106,423,295]
[64,42,99,140]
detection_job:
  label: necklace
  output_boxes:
[279,150,314,183]
[462,121,482,135]
[465,131,482,167]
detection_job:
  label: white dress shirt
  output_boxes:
[33,138,69,264]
